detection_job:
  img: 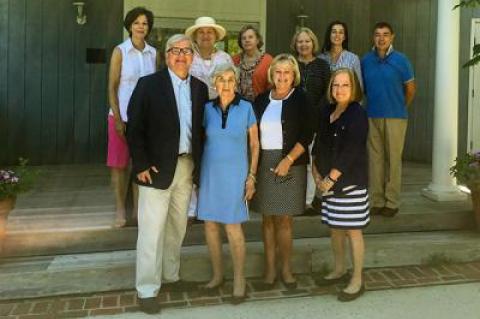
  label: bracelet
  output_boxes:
[286,154,294,163]
[248,173,257,183]
[326,175,337,184]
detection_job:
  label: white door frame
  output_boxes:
[467,18,480,152]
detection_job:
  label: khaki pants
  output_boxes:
[136,156,193,298]
[368,118,407,209]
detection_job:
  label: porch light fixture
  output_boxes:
[73,2,87,25]
[296,5,309,29]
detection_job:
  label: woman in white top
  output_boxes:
[185,17,233,99]
[318,20,363,89]
[107,7,157,227]
[252,54,313,290]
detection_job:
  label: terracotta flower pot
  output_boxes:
[0,196,16,241]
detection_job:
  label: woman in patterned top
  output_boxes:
[232,25,273,102]
[291,27,331,214]
[318,21,363,89]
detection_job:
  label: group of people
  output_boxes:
[106,7,416,314]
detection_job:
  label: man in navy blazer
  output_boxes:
[126,34,208,314]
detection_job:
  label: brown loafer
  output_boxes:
[369,207,384,216]
[381,207,399,217]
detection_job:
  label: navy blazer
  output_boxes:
[126,68,209,189]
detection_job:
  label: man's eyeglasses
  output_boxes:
[167,47,194,56]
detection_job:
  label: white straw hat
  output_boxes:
[185,16,227,41]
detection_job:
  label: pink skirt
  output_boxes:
[107,115,130,168]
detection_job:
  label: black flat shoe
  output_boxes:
[199,280,224,294]
[138,297,160,314]
[282,279,298,290]
[337,284,365,302]
[256,277,277,290]
[315,272,350,286]
[231,292,248,305]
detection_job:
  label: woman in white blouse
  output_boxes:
[107,7,157,227]
[252,54,313,290]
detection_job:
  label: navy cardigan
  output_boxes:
[312,102,368,192]
[253,88,313,166]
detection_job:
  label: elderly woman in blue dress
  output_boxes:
[252,54,312,289]
[312,68,369,302]
[197,63,259,304]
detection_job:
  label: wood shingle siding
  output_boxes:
[0,0,122,164]
[0,0,477,164]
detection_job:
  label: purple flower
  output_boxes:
[469,161,480,169]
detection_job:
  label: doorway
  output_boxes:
[468,19,480,151]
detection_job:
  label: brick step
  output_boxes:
[1,230,479,300]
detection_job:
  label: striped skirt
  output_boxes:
[321,186,370,229]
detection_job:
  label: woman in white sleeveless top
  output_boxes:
[107,7,157,227]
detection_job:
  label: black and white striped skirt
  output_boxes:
[321,186,370,229]
[250,150,306,216]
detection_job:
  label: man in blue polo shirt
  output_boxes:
[362,22,416,217]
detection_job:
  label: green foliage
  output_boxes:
[454,0,480,9]
[455,1,480,67]
[450,151,480,187]
[0,158,38,200]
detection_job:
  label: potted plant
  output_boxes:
[450,150,480,230]
[0,158,36,241]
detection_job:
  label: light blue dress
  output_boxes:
[197,95,257,224]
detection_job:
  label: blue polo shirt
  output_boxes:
[361,48,414,119]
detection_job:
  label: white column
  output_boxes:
[422,0,467,201]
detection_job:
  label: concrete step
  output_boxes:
[0,230,479,300]
[2,206,475,257]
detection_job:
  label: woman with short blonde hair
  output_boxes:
[252,53,313,290]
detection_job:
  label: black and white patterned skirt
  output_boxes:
[321,186,370,229]
[250,150,306,216]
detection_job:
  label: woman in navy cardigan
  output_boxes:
[252,54,313,290]
[312,68,369,302]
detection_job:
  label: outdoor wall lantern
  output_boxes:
[73,2,87,25]
[296,5,309,30]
